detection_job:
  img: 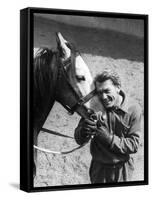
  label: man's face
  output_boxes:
[96,79,120,109]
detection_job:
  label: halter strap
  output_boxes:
[69,89,97,114]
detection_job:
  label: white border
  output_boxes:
[0,0,151,199]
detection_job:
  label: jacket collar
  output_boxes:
[112,90,129,113]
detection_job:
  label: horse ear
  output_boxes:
[56,32,68,47]
[56,32,60,47]
[56,32,71,59]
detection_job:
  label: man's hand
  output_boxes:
[96,125,113,146]
[81,118,97,137]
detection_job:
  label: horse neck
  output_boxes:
[34,99,55,133]
[33,50,58,134]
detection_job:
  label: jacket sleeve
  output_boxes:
[110,104,142,155]
[74,118,91,145]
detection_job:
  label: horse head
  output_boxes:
[55,32,95,119]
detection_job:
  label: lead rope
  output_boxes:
[33,124,91,155]
[34,142,88,155]
[33,90,97,155]
[33,111,95,155]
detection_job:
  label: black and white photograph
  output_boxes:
[20,7,148,192]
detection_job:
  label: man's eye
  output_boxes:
[105,89,110,93]
[97,89,110,96]
[76,75,86,81]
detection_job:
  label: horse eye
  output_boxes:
[76,75,86,81]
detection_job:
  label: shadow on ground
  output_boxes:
[34,17,144,62]
[9,183,19,190]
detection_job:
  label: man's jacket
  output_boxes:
[74,93,142,164]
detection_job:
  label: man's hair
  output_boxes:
[94,69,121,88]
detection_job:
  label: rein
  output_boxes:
[34,88,96,155]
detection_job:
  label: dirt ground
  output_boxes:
[34,16,144,187]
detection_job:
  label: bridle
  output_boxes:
[33,53,97,155]
[33,54,130,155]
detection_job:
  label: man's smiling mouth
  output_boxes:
[103,96,113,104]
[103,100,111,105]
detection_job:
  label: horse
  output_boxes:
[33,32,98,178]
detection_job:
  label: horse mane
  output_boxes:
[33,48,57,130]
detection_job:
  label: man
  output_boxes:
[74,70,142,183]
